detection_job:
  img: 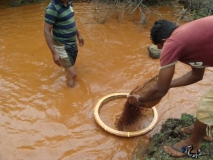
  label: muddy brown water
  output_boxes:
[0,1,213,159]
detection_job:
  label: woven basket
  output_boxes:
[131,75,158,96]
[116,75,158,131]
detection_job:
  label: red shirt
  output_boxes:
[160,16,213,69]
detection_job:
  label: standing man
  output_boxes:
[44,0,84,88]
[128,16,213,158]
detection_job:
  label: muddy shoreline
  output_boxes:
[132,113,213,160]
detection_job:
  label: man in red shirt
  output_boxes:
[128,16,213,158]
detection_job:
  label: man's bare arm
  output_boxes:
[76,29,84,46]
[170,67,205,88]
[128,66,205,108]
[44,22,61,66]
[128,65,175,108]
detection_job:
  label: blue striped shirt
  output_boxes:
[45,0,77,45]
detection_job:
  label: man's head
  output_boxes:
[150,20,178,49]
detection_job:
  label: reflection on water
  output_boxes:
[0,1,213,159]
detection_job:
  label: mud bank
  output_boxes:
[132,113,213,160]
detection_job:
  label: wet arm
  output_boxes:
[170,67,205,88]
[76,29,80,37]
[76,29,84,46]
[44,22,61,66]
[133,65,175,108]
[133,66,205,108]
[44,22,57,56]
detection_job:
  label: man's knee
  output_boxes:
[66,67,76,79]
[70,71,76,79]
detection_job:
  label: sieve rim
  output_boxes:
[94,93,158,137]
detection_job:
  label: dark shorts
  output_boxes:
[54,43,78,68]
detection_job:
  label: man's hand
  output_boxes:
[77,34,84,47]
[128,94,161,108]
[52,54,61,66]
[127,94,144,107]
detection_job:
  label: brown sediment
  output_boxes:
[116,101,145,131]
[116,75,158,131]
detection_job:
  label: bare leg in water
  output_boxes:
[164,119,206,157]
[65,66,76,88]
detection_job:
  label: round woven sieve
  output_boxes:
[94,93,158,137]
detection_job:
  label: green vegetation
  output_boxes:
[7,0,213,22]
[93,0,213,24]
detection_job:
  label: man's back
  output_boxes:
[160,16,213,68]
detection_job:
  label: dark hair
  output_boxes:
[150,20,178,44]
